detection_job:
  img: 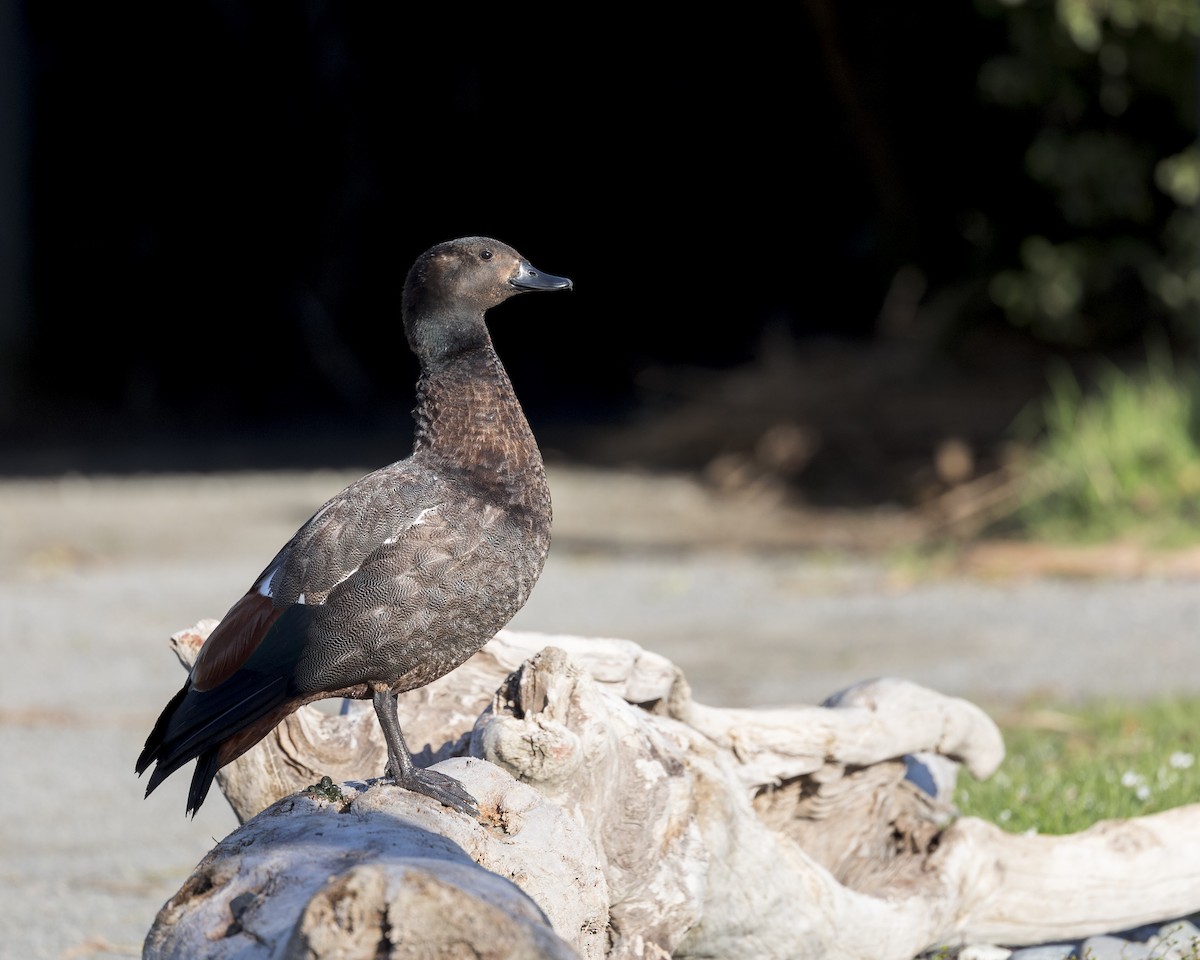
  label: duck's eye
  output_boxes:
[480,249,493,261]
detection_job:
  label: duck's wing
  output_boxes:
[135,462,447,811]
[189,463,447,690]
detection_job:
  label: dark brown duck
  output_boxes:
[136,236,572,817]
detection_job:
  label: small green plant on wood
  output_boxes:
[303,775,345,803]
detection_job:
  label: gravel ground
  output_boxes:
[2,465,1199,959]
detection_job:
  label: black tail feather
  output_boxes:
[187,748,222,817]
[137,602,313,813]
[138,673,290,805]
[136,681,190,775]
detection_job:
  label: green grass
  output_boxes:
[1005,351,1200,547]
[955,697,1200,834]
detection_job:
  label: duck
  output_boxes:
[136,236,572,818]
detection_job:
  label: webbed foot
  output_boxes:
[389,762,479,818]
[372,687,479,817]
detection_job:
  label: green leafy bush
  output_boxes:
[975,0,1199,352]
[1008,352,1200,545]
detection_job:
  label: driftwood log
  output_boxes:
[144,622,1200,960]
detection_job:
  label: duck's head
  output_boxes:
[402,237,572,361]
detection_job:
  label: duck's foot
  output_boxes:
[388,763,480,818]
[372,688,479,817]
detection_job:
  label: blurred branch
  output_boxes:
[801,0,913,237]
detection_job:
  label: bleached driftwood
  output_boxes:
[142,762,606,960]
[145,623,1200,960]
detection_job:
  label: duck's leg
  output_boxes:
[371,689,479,817]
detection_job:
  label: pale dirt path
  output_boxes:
[2,466,1197,959]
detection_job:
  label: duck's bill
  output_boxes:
[511,260,574,292]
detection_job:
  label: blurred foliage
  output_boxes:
[975,0,1199,351]
[1004,346,1200,544]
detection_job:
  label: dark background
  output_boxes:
[1,2,1195,506]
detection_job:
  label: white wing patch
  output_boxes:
[255,562,312,603]
[253,502,446,602]
[413,504,441,526]
[383,504,442,545]
[257,564,279,599]
[255,563,310,604]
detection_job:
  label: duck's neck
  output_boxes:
[411,346,546,498]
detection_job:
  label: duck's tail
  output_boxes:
[137,670,293,815]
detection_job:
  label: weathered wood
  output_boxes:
[142,760,605,960]
[929,808,1200,946]
[147,622,1200,960]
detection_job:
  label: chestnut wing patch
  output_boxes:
[190,592,284,692]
